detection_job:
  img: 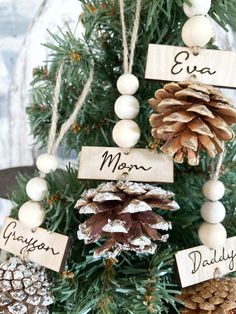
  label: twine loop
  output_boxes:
[119,0,142,74]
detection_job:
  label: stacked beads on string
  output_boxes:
[18,153,58,229]
[112,0,142,149]
[198,179,227,248]
[182,0,213,48]
[112,74,141,148]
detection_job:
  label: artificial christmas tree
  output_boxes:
[1,0,236,313]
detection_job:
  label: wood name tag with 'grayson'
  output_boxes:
[175,237,236,288]
[145,44,236,88]
[78,146,173,183]
[0,218,70,272]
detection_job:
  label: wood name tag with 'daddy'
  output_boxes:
[78,146,174,183]
[175,237,236,288]
[145,44,236,88]
[0,218,70,272]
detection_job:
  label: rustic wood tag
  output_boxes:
[78,146,173,183]
[0,217,70,272]
[175,237,236,288]
[145,44,236,88]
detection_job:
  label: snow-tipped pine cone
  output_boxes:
[75,181,179,258]
[0,256,53,314]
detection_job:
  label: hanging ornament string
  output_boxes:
[210,143,226,181]
[112,0,142,151]
[47,63,94,156]
[119,0,142,74]
[47,61,64,155]
[18,63,94,231]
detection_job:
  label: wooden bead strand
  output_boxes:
[198,150,227,249]
[182,0,213,49]
[112,0,142,149]
[18,63,94,229]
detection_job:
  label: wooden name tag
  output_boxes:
[175,237,236,288]
[0,218,70,272]
[78,146,173,183]
[145,44,236,88]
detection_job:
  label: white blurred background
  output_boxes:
[0,1,236,229]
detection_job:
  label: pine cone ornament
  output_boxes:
[75,181,179,258]
[149,81,236,165]
[178,277,236,314]
[0,257,54,314]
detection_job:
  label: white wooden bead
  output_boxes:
[202,180,225,201]
[112,120,140,148]
[183,0,211,17]
[117,74,139,95]
[36,153,58,174]
[18,201,46,228]
[198,222,227,249]
[182,16,213,47]
[114,95,140,119]
[200,201,225,224]
[26,177,48,202]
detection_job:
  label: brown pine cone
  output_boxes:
[178,277,236,314]
[75,181,179,258]
[149,81,236,165]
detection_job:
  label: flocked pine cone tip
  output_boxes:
[178,277,236,314]
[0,256,53,314]
[75,181,179,258]
[149,81,236,165]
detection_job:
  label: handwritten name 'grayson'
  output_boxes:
[189,247,236,274]
[171,51,217,76]
[3,221,60,256]
[100,151,152,173]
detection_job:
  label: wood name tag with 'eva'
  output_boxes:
[78,146,173,183]
[0,217,70,272]
[145,44,236,88]
[175,236,236,288]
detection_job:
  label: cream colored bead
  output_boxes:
[26,177,48,202]
[200,201,225,224]
[116,74,139,95]
[198,222,227,249]
[183,0,211,17]
[36,153,58,174]
[18,201,46,228]
[202,180,225,201]
[114,95,140,119]
[182,15,213,47]
[112,120,140,148]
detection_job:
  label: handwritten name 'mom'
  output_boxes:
[100,151,152,173]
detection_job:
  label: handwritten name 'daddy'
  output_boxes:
[99,151,152,173]
[188,247,236,274]
[2,221,60,256]
[171,51,217,77]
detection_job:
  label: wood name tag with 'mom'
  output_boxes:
[78,146,173,183]
[0,217,70,272]
[175,237,236,287]
[145,44,236,88]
